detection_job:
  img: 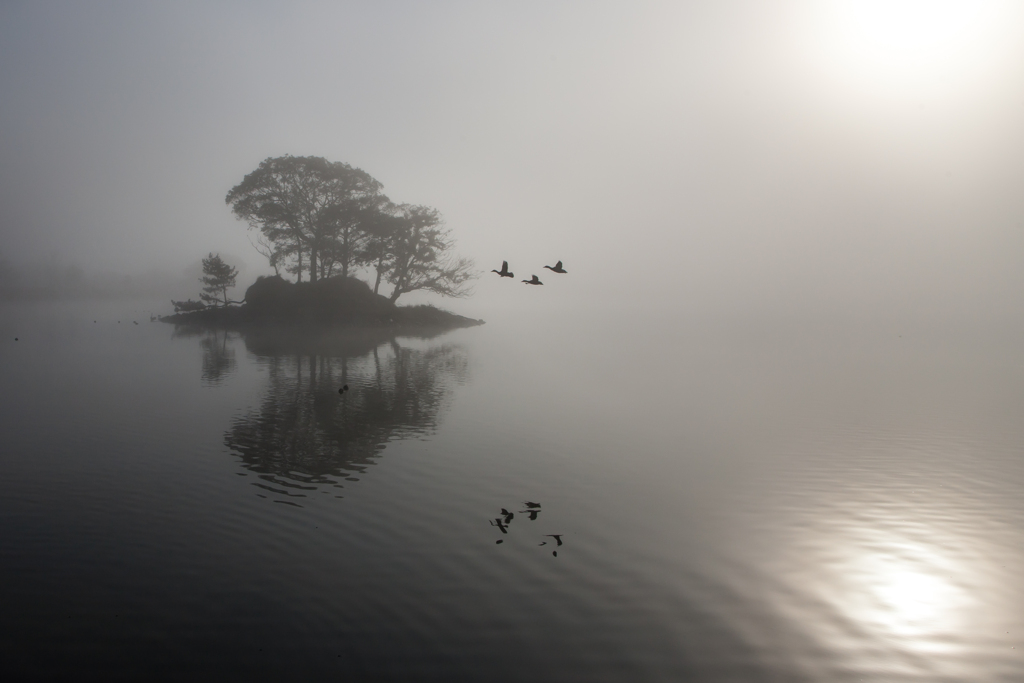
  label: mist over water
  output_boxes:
[2,300,1023,680]
[3,1,1024,679]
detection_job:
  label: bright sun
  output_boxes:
[819,0,1004,90]
[841,1,985,58]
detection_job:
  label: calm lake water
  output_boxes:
[1,300,1023,681]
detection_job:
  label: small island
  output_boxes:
[162,273,483,333]
[162,155,483,336]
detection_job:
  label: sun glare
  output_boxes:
[842,1,984,59]
[869,562,957,629]
[816,0,1006,91]
[840,541,971,641]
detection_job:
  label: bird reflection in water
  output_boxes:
[490,502,563,556]
[188,327,470,505]
[539,534,562,557]
[521,501,542,520]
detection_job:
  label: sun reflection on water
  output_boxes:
[844,544,970,641]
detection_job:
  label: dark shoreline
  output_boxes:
[159,304,484,332]
[161,274,484,336]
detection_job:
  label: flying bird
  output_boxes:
[544,534,563,546]
[522,275,543,285]
[490,518,509,534]
[543,261,567,274]
[500,508,514,524]
[522,501,541,509]
[491,261,514,278]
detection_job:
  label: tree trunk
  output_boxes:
[340,228,351,280]
[373,259,383,295]
[309,247,318,283]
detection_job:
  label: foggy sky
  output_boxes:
[2,1,1023,319]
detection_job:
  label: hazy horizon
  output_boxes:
[2,1,1023,320]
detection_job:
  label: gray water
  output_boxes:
[1,301,1023,681]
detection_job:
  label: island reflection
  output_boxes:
[212,327,468,503]
[173,326,238,385]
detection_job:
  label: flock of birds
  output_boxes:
[491,260,567,285]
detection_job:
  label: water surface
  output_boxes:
[1,301,1023,681]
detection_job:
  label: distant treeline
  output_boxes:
[0,259,195,301]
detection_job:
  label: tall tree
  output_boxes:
[361,203,406,295]
[382,205,476,303]
[225,156,385,283]
[320,194,387,280]
[199,253,238,307]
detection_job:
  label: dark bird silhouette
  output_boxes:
[543,260,567,274]
[491,261,514,278]
[133,321,138,325]
[522,501,541,509]
[522,275,543,285]
[338,384,349,395]
[521,509,540,520]
[490,518,509,534]
[500,508,514,524]
[544,534,563,546]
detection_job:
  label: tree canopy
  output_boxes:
[225,155,384,284]
[226,155,475,302]
[377,204,475,302]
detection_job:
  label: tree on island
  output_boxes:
[361,205,406,295]
[374,204,475,302]
[199,253,239,307]
[225,156,384,284]
[226,155,476,303]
